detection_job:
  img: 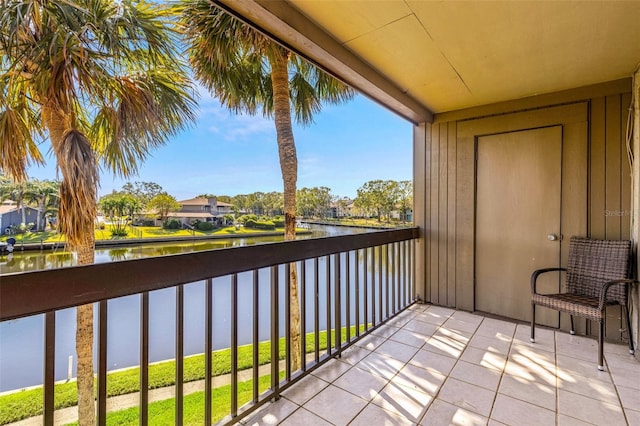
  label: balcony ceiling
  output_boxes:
[218,0,640,122]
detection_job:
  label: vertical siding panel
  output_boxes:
[439,124,448,304]
[605,95,622,240]
[424,124,433,302]
[447,121,457,307]
[430,124,440,304]
[413,124,428,302]
[621,93,632,239]
[590,97,606,239]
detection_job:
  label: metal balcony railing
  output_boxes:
[0,228,418,425]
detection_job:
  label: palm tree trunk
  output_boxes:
[43,102,98,426]
[269,49,302,371]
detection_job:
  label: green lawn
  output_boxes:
[0,326,364,425]
[0,225,304,245]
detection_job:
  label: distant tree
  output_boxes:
[297,187,331,218]
[355,180,398,222]
[122,181,164,209]
[395,180,413,223]
[25,180,60,231]
[147,193,180,221]
[99,192,141,237]
[0,178,27,224]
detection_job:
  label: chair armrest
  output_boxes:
[599,279,639,309]
[531,267,567,294]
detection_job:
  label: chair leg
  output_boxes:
[570,315,575,335]
[530,303,536,343]
[598,320,605,371]
[624,305,635,355]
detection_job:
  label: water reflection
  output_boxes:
[0,225,381,392]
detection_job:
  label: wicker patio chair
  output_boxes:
[530,236,635,370]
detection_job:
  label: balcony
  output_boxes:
[0,228,418,425]
[2,228,639,425]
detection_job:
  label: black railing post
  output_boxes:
[334,253,341,357]
[175,285,184,426]
[98,301,108,426]
[140,292,149,426]
[205,278,213,424]
[252,270,259,403]
[270,266,280,400]
[43,312,55,426]
[231,274,238,417]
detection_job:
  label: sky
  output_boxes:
[26,88,413,201]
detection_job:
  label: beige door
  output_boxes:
[476,126,562,325]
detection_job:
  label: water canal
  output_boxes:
[0,225,376,392]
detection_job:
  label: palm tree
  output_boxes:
[178,2,355,370]
[1,1,195,424]
[24,179,60,231]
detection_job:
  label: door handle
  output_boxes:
[547,234,561,241]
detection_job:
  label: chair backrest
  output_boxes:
[566,237,632,305]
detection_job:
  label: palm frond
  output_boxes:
[56,129,98,249]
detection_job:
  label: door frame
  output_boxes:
[455,102,588,315]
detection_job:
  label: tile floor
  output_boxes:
[241,304,640,425]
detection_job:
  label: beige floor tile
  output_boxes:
[279,408,332,426]
[375,339,420,363]
[354,333,387,351]
[372,382,433,423]
[391,363,446,396]
[460,346,507,371]
[557,414,593,426]
[355,351,406,380]
[558,389,627,425]
[387,314,412,328]
[475,317,517,338]
[437,377,496,417]
[420,399,487,426]
[311,359,351,382]
[332,365,389,401]
[443,317,481,335]
[414,311,450,327]
[371,324,400,339]
[557,372,619,405]
[490,394,555,426]
[513,324,555,353]
[556,333,599,362]
[498,374,555,411]
[604,341,636,357]
[556,353,613,383]
[610,368,640,390]
[449,360,502,391]
[282,374,329,406]
[408,347,456,372]
[242,397,299,426]
[505,350,557,386]
[605,352,640,374]
[390,328,432,348]
[468,333,512,355]
[304,385,367,425]
[349,403,414,426]
[403,318,441,336]
[616,385,640,411]
[625,408,640,425]
[423,331,468,359]
[424,305,456,317]
[339,345,371,365]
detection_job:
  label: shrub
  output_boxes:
[163,219,181,229]
[196,221,215,231]
[237,214,257,224]
[245,219,275,230]
[272,217,285,228]
[110,228,128,237]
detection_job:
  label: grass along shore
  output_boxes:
[0,225,310,247]
[0,326,364,425]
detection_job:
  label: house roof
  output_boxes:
[218,1,640,122]
[178,197,210,206]
[0,204,39,215]
[216,201,234,207]
[167,212,215,219]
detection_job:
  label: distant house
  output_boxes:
[167,197,234,226]
[329,197,353,218]
[0,201,40,233]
